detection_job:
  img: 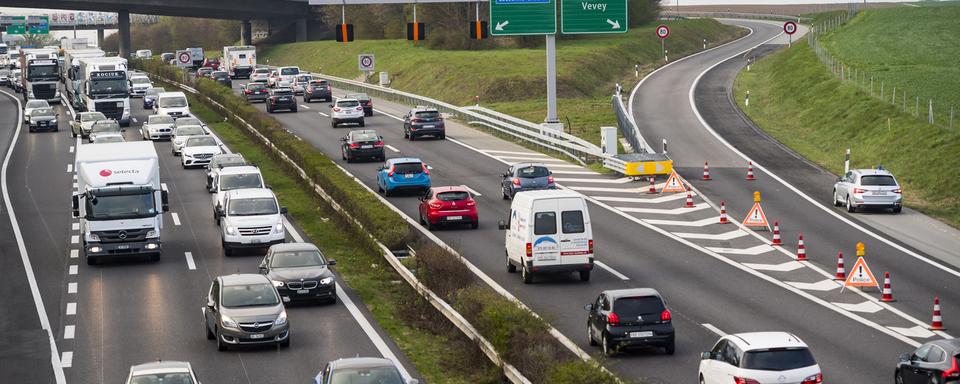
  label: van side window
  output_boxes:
[534,212,557,235]
[561,211,585,234]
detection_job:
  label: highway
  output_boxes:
[230,61,926,382]
[0,87,415,383]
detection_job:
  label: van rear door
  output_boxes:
[530,198,560,267]
[558,197,591,264]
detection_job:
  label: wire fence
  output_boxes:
[806,5,956,132]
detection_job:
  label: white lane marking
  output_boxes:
[567,186,655,193]
[69,250,78,259]
[888,325,936,338]
[68,146,74,153]
[702,323,726,337]
[184,252,196,270]
[71,222,79,231]
[63,325,75,340]
[65,303,76,315]
[60,352,72,368]
[318,111,330,117]
[171,212,181,226]
[556,177,635,184]
[385,144,400,153]
[132,117,138,124]
[497,155,570,163]
[674,229,748,241]
[549,170,600,175]
[617,204,710,214]
[72,182,77,190]
[72,174,76,180]
[595,261,629,280]
[67,283,77,294]
[68,265,78,275]
[742,261,805,272]
[373,108,404,122]
[593,193,690,204]
[785,280,841,292]
[70,235,78,244]
[645,216,719,227]
[463,186,483,197]
[705,244,775,255]
[299,104,310,109]
[832,301,884,314]
[482,149,551,156]
[66,164,73,173]
[160,182,168,191]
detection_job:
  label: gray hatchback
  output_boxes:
[501,162,556,199]
[203,274,290,350]
[313,357,418,384]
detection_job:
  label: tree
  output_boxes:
[22,33,57,48]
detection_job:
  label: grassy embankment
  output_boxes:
[733,6,960,227]
[261,19,746,146]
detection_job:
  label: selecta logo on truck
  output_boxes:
[99,169,112,177]
[98,168,140,177]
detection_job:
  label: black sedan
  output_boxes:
[210,71,232,87]
[341,129,385,163]
[896,339,960,384]
[259,243,337,305]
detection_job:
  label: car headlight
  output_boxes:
[225,226,237,235]
[274,223,284,233]
[272,280,285,287]
[320,277,334,285]
[146,230,157,238]
[88,233,99,241]
[221,315,238,328]
[274,311,287,326]
[51,119,58,125]
[183,153,193,158]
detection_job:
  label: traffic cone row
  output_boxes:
[796,233,807,261]
[719,201,729,224]
[647,177,657,194]
[771,221,782,246]
[930,297,945,330]
[834,251,845,280]
[746,161,756,181]
[880,272,895,302]
[684,186,695,208]
[702,162,711,180]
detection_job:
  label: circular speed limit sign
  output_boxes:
[783,21,797,35]
[656,25,670,39]
[178,52,191,64]
[360,56,373,68]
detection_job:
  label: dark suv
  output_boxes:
[243,82,269,103]
[403,107,445,141]
[210,71,232,87]
[303,80,332,103]
[585,288,675,356]
[267,88,298,113]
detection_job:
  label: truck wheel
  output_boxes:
[579,270,591,282]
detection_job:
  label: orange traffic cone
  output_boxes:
[880,272,895,302]
[746,161,756,181]
[930,297,946,330]
[796,233,807,261]
[647,177,657,194]
[834,251,846,280]
[719,201,729,224]
[684,186,695,208]
[702,162,711,180]
[771,221,782,246]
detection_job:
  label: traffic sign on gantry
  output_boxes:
[489,0,557,36]
[561,0,628,34]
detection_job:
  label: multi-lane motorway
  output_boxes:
[0,88,415,383]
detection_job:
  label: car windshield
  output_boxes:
[329,367,404,384]
[91,122,121,133]
[414,110,440,119]
[81,112,106,122]
[186,136,217,147]
[175,126,205,136]
[337,100,360,108]
[392,162,422,175]
[31,108,55,117]
[220,173,262,191]
[93,136,124,143]
[516,166,549,178]
[348,93,370,101]
[247,84,265,91]
[254,68,269,74]
[148,115,174,124]
[221,283,280,307]
[212,156,245,168]
[130,77,150,84]
[86,190,156,220]
[228,197,278,216]
[740,348,817,371]
[280,67,299,75]
[159,96,188,108]
[614,296,664,317]
[144,89,159,97]
[26,100,48,109]
[351,131,378,142]
[861,175,897,186]
[437,191,469,201]
[271,250,326,268]
[176,118,202,127]
[129,373,195,384]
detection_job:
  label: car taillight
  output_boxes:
[734,377,760,384]
[388,165,395,177]
[660,309,671,322]
[606,312,619,325]
[333,107,341,112]
[853,187,866,194]
[801,373,823,384]
[512,178,521,186]
[411,118,421,123]
[374,140,384,147]
[429,201,443,209]
[466,200,476,207]
[365,101,372,106]
[244,89,251,94]
[348,143,359,149]
[356,106,363,111]
[525,243,532,258]
[892,188,902,194]
[588,239,593,253]
[422,164,430,175]
[943,357,959,379]
[547,175,555,184]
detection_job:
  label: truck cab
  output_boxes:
[20,48,61,103]
[78,56,131,126]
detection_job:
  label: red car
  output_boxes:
[418,186,479,230]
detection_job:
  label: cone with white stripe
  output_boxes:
[719,201,729,224]
[834,251,845,280]
[796,233,807,261]
[702,162,711,180]
[647,177,657,194]
[880,272,894,302]
[746,161,756,181]
[771,221,782,245]
[930,296,945,330]
[684,186,695,208]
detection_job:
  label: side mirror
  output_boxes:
[215,207,224,218]
[161,190,169,212]
[206,299,216,309]
[340,137,347,141]
[700,351,712,360]
[498,220,509,230]
[280,207,288,214]
[71,194,80,217]
[327,259,337,266]
[379,136,384,140]
[258,266,268,274]
[583,304,593,311]
[899,353,911,362]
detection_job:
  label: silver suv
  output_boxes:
[833,168,902,213]
[203,274,290,350]
[126,361,200,384]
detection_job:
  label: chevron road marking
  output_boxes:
[644,216,719,227]
[674,229,749,241]
[705,244,775,255]
[617,205,711,215]
[556,177,635,184]
[888,325,936,339]
[785,280,841,292]
[832,301,884,314]
[592,193,691,204]
[742,261,805,272]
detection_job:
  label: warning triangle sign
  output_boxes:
[844,256,879,288]
[661,171,686,193]
[743,202,770,230]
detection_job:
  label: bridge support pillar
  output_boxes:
[97,29,105,48]
[118,9,131,59]
[295,18,307,42]
[241,20,252,46]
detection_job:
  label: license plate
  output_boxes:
[297,289,309,294]
[116,102,123,107]
[630,331,653,338]
[117,244,130,249]
[872,191,886,195]
[404,174,414,179]
[361,145,372,149]
[538,254,556,261]
[447,216,463,221]
[280,97,289,101]
[250,239,261,243]
[249,334,264,339]
[424,125,435,128]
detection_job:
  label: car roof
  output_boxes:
[604,288,662,301]
[175,125,204,130]
[852,169,894,176]
[336,98,359,103]
[219,273,271,286]
[410,106,438,113]
[212,153,244,161]
[219,165,260,175]
[80,111,104,116]
[329,357,397,370]
[930,338,960,352]
[431,185,470,194]
[725,332,808,350]
[350,129,377,136]
[129,360,192,375]
[272,87,293,92]
[269,242,320,253]
[226,187,276,199]
[387,157,422,165]
[159,91,186,97]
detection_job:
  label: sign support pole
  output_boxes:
[545,34,559,128]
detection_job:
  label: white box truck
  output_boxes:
[73,142,169,265]
[222,46,256,79]
[77,56,131,126]
[63,48,105,107]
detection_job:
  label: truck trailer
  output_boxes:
[63,47,105,107]
[222,46,256,79]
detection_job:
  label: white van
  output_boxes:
[154,91,190,118]
[498,190,594,284]
[135,49,153,58]
[217,188,286,256]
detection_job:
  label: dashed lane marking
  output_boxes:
[702,323,726,336]
[68,265,77,275]
[70,235,78,244]
[184,252,196,270]
[171,212,181,226]
[66,164,72,173]
[318,112,330,117]
[463,186,483,197]
[68,146,74,153]
[69,250,78,259]
[300,104,310,109]
[497,155,571,163]
[556,177,635,184]
[65,303,76,315]
[67,283,77,294]
[385,145,400,153]
[595,261,629,280]
[60,352,72,368]
[63,325,75,340]
[71,222,79,231]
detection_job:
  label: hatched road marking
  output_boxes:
[785,280,841,292]
[742,261,805,272]
[644,217,720,227]
[617,205,710,215]
[705,244,775,256]
[888,325,936,338]
[592,193,689,204]
[832,301,884,314]
[674,229,749,241]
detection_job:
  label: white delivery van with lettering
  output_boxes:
[499,189,594,284]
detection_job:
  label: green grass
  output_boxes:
[818,6,960,121]
[734,39,960,227]
[188,99,500,384]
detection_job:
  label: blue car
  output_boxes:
[142,87,163,109]
[377,158,431,196]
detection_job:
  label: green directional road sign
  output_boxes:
[489,0,557,36]
[561,0,628,34]
[6,16,26,35]
[27,15,50,34]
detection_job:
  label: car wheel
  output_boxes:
[602,333,615,357]
[587,324,597,346]
[439,134,446,140]
[205,321,214,340]
[506,251,516,273]
[521,265,533,284]
[892,205,902,214]
[502,187,510,200]
[579,270,591,282]
[359,120,365,127]
[223,244,233,257]
[331,121,337,128]
[895,371,903,384]
[216,327,227,351]
[471,220,479,229]
[833,189,842,207]
[71,130,76,138]
[846,196,856,213]
[664,340,675,355]
[403,129,409,139]
[419,212,426,225]
[383,187,391,197]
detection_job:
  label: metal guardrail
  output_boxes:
[612,94,655,154]
[675,12,810,22]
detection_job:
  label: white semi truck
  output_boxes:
[19,48,61,102]
[77,56,131,126]
[73,142,169,265]
[63,48,105,107]
[222,46,256,79]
